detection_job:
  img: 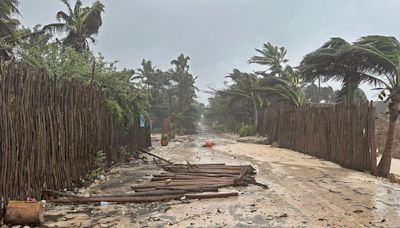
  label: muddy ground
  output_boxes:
[43,132,400,228]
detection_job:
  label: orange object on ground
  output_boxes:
[203,141,215,147]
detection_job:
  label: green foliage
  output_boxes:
[136,54,201,135]
[86,150,106,181]
[42,0,105,52]
[299,37,382,103]
[207,43,304,131]
[17,42,147,128]
[118,146,131,162]
[239,124,256,137]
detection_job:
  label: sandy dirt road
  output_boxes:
[43,132,400,228]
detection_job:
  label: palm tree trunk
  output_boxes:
[377,102,399,177]
[251,97,258,128]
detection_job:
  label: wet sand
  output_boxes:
[42,133,400,227]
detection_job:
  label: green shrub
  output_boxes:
[118,146,131,162]
[86,150,106,181]
[239,124,256,137]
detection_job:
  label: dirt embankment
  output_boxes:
[376,115,400,159]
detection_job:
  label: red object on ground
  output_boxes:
[203,141,215,147]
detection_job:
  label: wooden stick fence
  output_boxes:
[259,102,376,172]
[0,63,151,211]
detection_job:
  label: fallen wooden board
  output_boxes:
[88,190,189,198]
[48,194,184,204]
[48,192,239,204]
[184,192,239,199]
[163,169,246,175]
[130,180,237,190]
[153,173,239,178]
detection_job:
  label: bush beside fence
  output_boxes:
[259,102,376,172]
[0,63,150,209]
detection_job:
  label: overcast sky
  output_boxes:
[19,0,400,104]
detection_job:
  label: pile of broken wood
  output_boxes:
[45,152,267,204]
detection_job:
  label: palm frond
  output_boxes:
[81,0,104,36]
[42,23,67,34]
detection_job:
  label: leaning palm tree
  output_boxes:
[299,37,380,103]
[336,35,400,177]
[43,0,104,52]
[248,42,289,77]
[219,69,304,127]
[221,69,263,127]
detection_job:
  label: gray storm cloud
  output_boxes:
[20,0,400,103]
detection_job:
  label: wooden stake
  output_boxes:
[139,149,173,164]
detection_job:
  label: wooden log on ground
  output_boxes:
[139,149,173,164]
[43,188,82,198]
[158,186,220,192]
[184,192,239,199]
[131,179,235,190]
[4,201,44,226]
[151,176,235,182]
[156,182,248,190]
[48,194,184,204]
[165,169,244,175]
[153,173,238,178]
[163,164,252,169]
[150,177,235,183]
[162,164,255,173]
[89,190,189,198]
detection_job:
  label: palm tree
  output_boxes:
[248,42,289,77]
[0,0,19,59]
[43,0,105,52]
[167,54,199,133]
[169,54,198,113]
[219,69,304,127]
[334,35,400,177]
[136,60,170,105]
[220,69,263,127]
[0,0,19,34]
[299,37,381,103]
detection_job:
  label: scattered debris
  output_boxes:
[278,213,288,218]
[328,189,341,194]
[46,155,268,205]
[237,136,269,144]
[139,149,173,164]
[388,173,400,184]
